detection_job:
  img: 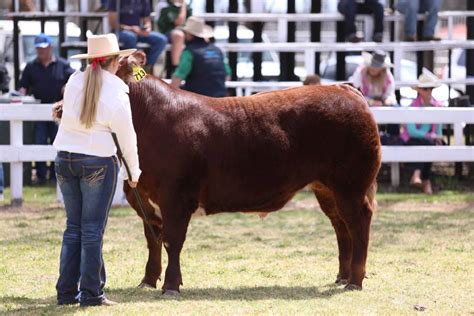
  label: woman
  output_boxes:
[351,50,400,144]
[53,34,141,306]
[351,50,396,106]
[401,68,444,195]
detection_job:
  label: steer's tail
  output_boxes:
[366,180,378,213]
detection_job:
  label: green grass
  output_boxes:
[0,188,473,315]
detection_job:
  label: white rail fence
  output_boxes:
[1,104,473,206]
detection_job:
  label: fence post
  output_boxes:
[466,1,474,177]
[228,0,238,81]
[310,0,321,74]
[252,22,263,81]
[280,0,298,81]
[336,21,346,80]
[10,121,23,207]
[467,1,474,105]
[206,0,215,28]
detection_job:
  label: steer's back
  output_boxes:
[194,84,380,214]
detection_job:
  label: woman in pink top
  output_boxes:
[401,68,444,195]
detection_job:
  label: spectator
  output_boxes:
[9,0,35,11]
[350,50,396,106]
[337,0,384,43]
[396,0,441,41]
[171,17,231,97]
[401,68,444,194]
[0,58,10,94]
[108,0,167,75]
[157,0,193,71]
[303,74,321,86]
[19,33,75,185]
[95,0,108,12]
[351,50,401,144]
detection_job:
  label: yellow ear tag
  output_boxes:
[132,65,147,82]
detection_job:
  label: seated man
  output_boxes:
[157,0,193,71]
[171,17,231,97]
[396,0,441,41]
[108,0,167,74]
[337,0,385,43]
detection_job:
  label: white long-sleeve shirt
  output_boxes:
[53,69,141,181]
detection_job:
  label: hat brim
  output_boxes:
[416,82,441,89]
[365,59,393,68]
[180,25,214,39]
[35,43,51,48]
[70,48,137,60]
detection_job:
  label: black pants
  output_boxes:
[405,138,436,180]
[338,0,384,36]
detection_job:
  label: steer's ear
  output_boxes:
[116,51,148,83]
[130,50,147,67]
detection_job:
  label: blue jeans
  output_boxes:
[35,121,58,181]
[337,0,384,36]
[0,163,4,194]
[396,0,441,37]
[55,151,119,306]
[119,30,167,65]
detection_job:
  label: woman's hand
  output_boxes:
[52,100,63,122]
[128,180,138,188]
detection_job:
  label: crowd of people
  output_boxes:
[0,0,449,200]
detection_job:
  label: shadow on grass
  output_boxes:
[108,284,347,302]
[0,295,78,316]
[0,284,349,314]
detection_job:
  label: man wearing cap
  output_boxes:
[108,0,167,74]
[170,17,231,97]
[19,33,75,185]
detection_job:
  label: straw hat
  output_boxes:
[416,68,441,88]
[180,16,214,39]
[70,33,136,60]
[362,50,393,68]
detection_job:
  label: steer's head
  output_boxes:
[116,50,147,84]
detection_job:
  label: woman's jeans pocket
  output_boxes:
[82,165,108,188]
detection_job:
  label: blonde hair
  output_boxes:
[80,55,118,128]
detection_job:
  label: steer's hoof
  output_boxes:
[162,289,180,296]
[344,284,362,291]
[137,282,156,289]
[335,278,348,285]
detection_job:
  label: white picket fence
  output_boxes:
[1,104,474,206]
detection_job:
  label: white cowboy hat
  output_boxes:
[180,16,214,39]
[362,50,393,68]
[70,33,136,60]
[416,68,441,88]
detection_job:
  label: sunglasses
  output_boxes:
[420,87,433,91]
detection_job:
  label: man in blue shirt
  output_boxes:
[108,0,167,74]
[19,33,75,184]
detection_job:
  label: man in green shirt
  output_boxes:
[171,17,231,97]
[157,0,192,68]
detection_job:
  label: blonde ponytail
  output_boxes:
[80,56,118,129]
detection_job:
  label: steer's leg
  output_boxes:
[334,192,373,290]
[159,192,195,294]
[124,185,164,289]
[312,183,352,285]
[139,223,163,289]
